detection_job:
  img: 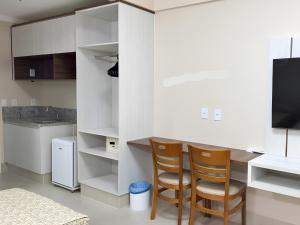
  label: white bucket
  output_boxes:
[130,189,150,211]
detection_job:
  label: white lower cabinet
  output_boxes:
[3,123,74,174]
[248,154,300,198]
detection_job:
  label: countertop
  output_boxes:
[4,119,76,128]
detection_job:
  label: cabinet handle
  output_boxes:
[58,147,63,150]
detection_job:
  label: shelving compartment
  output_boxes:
[77,132,118,160]
[76,3,119,134]
[78,152,119,195]
[78,133,119,195]
[14,52,76,80]
[76,47,119,133]
[248,155,300,198]
[76,3,118,47]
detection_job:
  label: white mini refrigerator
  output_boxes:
[52,137,79,191]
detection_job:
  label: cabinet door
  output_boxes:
[52,15,75,53]
[12,15,75,57]
[12,24,35,57]
[34,20,54,56]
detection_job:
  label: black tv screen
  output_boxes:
[273,57,300,129]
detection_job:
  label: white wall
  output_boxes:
[154,0,300,223]
[154,0,215,11]
[34,81,76,108]
[125,0,154,10]
[125,0,215,11]
[154,0,300,151]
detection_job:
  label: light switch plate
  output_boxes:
[29,69,36,78]
[30,99,37,106]
[1,99,7,107]
[214,109,222,121]
[11,99,18,106]
[201,108,208,119]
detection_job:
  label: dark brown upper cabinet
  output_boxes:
[14,52,76,80]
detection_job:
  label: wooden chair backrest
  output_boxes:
[150,139,183,175]
[188,145,231,196]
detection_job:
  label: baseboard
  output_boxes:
[81,184,129,208]
[3,163,51,184]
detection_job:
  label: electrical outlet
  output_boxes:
[214,109,222,121]
[29,69,36,78]
[201,108,208,119]
[1,99,7,107]
[30,99,37,106]
[11,99,18,106]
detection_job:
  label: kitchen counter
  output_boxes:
[2,106,76,177]
[2,106,76,128]
[4,119,75,128]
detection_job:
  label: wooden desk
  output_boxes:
[127,137,260,168]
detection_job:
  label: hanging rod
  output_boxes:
[94,54,118,63]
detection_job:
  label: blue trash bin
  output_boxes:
[129,181,151,211]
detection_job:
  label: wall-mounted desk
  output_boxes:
[127,137,260,168]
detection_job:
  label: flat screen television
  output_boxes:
[272,57,300,129]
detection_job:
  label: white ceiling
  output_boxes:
[0,0,114,22]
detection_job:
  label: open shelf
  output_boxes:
[80,174,119,195]
[250,172,300,198]
[248,154,300,198]
[79,146,118,161]
[77,3,118,22]
[78,42,118,53]
[79,127,119,138]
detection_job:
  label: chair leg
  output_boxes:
[150,186,158,220]
[224,200,229,225]
[189,192,196,225]
[224,213,229,225]
[242,191,247,225]
[204,199,212,218]
[175,190,179,207]
[177,190,183,225]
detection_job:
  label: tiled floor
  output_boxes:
[0,171,295,225]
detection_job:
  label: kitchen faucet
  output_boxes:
[46,106,59,120]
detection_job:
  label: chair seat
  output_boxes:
[158,171,191,185]
[196,179,245,196]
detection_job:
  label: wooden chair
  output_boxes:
[150,139,191,225]
[188,145,246,225]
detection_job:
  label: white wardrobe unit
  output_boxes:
[76,2,154,205]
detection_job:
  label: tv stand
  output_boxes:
[248,154,300,198]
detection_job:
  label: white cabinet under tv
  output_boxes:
[248,154,300,198]
[76,2,154,206]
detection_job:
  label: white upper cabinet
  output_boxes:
[12,15,75,57]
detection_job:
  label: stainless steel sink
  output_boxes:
[21,119,61,124]
[36,120,59,124]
